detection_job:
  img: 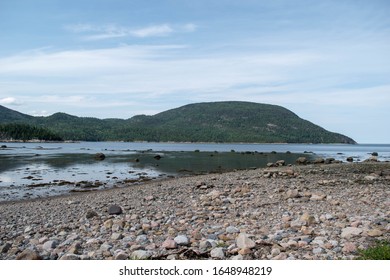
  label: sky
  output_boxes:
[0,0,389,143]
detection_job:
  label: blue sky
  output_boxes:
[0,0,389,143]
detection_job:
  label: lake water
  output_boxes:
[0,142,389,201]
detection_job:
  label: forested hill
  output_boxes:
[0,102,356,144]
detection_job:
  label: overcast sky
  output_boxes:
[0,0,389,143]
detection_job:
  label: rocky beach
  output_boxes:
[0,161,389,260]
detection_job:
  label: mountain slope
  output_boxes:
[0,102,356,143]
[0,105,34,123]
[126,101,356,143]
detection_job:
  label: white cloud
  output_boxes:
[0,97,21,105]
[64,23,197,41]
[130,24,174,38]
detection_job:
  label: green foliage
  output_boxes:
[0,123,63,141]
[0,102,356,143]
[357,240,390,260]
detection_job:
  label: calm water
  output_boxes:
[0,142,389,201]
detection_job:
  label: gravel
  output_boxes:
[0,162,389,260]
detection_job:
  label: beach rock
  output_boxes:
[310,194,326,201]
[341,227,363,239]
[286,189,299,199]
[43,240,59,251]
[342,242,357,253]
[300,213,316,225]
[346,157,354,162]
[0,243,12,254]
[313,247,324,254]
[210,248,225,259]
[226,226,240,234]
[236,233,255,249]
[16,249,42,260]
[111,233,123,240]
[314,158,325,164]
[108,205,123,215]
[367,229,383,237]
[131,250,152,260]
[161,239,177,249]
[115,252,129,260]
[86,210,98,219]
[296,157,307,165]
[174,235,190,246]
[60,254,80,260]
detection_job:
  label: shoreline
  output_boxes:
[0,162,389,260]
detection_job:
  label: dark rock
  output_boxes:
[154,155,162,160]
[108,205,123,215]
[0,243,11,253]
[372,152,379,156]
[346,157,354,162]
[1,145,7,149]
[94,153,106,160]
[86,209,98,219]
[325,158,335,164]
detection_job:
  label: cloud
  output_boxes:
[64,23,197,41]
[130,24,174,38]
[0,97,21,105]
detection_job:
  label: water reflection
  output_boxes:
[0,150,312,201]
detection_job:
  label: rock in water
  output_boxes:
[108,205,123,215]
[94,153,106,160]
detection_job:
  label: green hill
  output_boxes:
[0,101,356,143]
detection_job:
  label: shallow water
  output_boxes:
[0,142,389,201]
